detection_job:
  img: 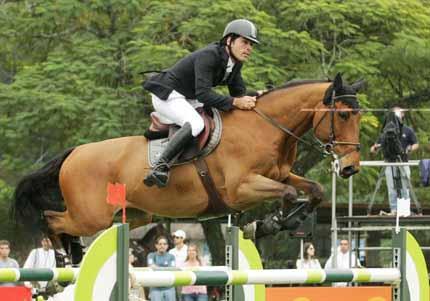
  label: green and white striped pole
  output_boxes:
[132,268,400,287]
[0,268,78,283]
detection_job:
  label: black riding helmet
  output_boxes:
[222,19,260,44]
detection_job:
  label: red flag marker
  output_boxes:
[106,182,127,223]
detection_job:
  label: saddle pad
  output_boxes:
[148,108,222,167]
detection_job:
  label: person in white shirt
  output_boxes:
[296,242,321,269]
[24,237,56,291]
[168,229,188,267]
[169,229,188,301]
[324,239,362,287]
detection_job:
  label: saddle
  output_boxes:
[145,108,232,216]
[145,108,237,215]
[145,108,222,166]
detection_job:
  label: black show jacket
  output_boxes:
[143,42,249,112]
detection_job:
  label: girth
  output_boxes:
[193,158,238,216]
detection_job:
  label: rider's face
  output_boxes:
[228,36,254,62]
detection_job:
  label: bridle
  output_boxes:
[312,91,361,158]
[253,90,361,159]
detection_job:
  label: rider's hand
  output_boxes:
[233,96,256,110]
[257,90,267,96]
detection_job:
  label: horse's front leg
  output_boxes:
[285,172,324,209]
[233,174,297,209]
[233,174,298,238]
[279,172,325,230]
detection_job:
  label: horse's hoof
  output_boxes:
[282,186,298,203]
[242,222,256,240]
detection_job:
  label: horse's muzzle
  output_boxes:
[340,165,359,178]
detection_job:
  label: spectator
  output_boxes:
[147,236,176,301]
[129,249,146,301]
[181,243,208,301]
[370,106,419,215]
[169,229,188,267]
[23,237,56,293]
[296,243,321,269]
[324,239,361,287]
[169,229,188,300]
[0,240,19,287]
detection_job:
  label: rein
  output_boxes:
[253,107,328,155]
[253,92,361,158]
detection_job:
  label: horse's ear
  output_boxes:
[351,79,367,92]
[333,73,343,91]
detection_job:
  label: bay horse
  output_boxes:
[12,73,364,258]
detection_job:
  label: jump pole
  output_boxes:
[1,224,428,301]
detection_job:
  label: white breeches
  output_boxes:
[151,90,205,137]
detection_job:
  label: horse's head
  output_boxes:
[313,73,365,178]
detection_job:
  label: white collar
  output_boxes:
[226,57,235,73]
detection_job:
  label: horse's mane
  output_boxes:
[258,79,330,98]
[280,79,331,90]
[258,79,359,109]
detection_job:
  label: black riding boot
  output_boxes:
[144,123,193,188]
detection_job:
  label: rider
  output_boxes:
[143,19,260,188]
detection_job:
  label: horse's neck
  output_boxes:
[257,84,328,138]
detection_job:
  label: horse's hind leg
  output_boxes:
[45,192,115,265]
[44,210,86,235]
[44,184,115,237]
[44,207,114,238]
[44,210,88,264]
[55,151,118,237]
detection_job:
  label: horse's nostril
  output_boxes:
[341,165,358,178]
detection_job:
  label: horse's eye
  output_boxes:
[338,111,350,120]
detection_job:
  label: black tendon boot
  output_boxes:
[144,123,193,188]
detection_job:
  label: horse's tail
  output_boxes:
[10,148,75,234]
